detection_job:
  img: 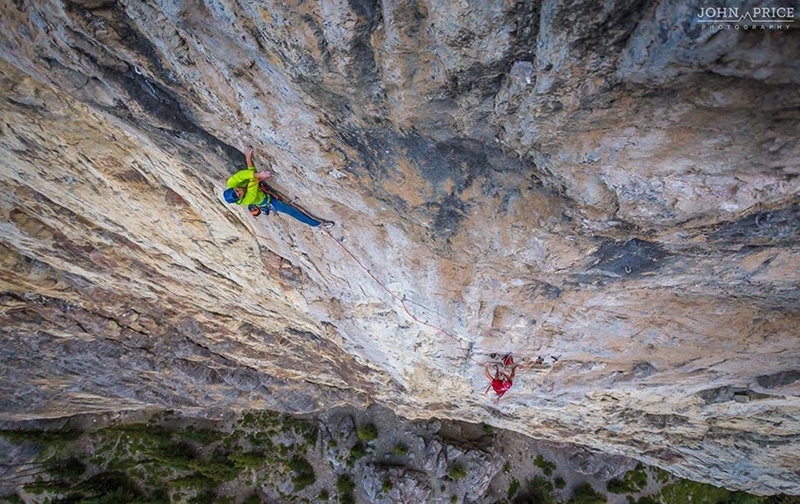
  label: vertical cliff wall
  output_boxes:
[1,0,798,495]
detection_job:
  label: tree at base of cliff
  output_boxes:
[512,475,557,504]
[567,483,606,504]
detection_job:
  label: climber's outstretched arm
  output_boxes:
[245,146,273,180]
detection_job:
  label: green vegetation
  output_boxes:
[512,475,557,504]
[568,482,607,504]
[182,426,222,444]
[356,423,379,442]
[1,409,323,503]
[482,423,495,436]
[393,443,409,456]
[289,456,316,491]
[229,451,264,470]
[2,410,793,504]
[658,480,730,504]
[535,454,557,477]
[285,417,319,446]
[608,463,649,494]
[347,442,369,467]
[381,475,394,493]
[637,478,791,504]
[508,477,521,499]
[187,490,216,503]
[451,495,458,503]
[45,457,86,481]
[448,462,468,481]
[337,474,356,493]
[652,466,672,485]
[337,474,356,504]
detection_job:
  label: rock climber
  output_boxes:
[484,354,517,403]
[223,147,334,228]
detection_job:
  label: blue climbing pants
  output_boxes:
[267,199,321,227]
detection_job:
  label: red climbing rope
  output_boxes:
[315,231,559,369]
[253,182,547,366]
[319,226,466,348]
[258,181,465,348]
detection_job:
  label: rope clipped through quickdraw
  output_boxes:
[257,182,468,352]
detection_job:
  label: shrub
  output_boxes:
[149,488,169,502]
[243,494,261,504]
[513,475,556,504]
[556,476,567,489]
[534,454,557,477]
[648,478,753,504]
[229,451,264,470]
[393,443,408,456]
[168,473,213,490]
[357,424,379,442]
[482,424,495,436]
[508,478,521,499]
[46,457,86,481]
[337,474,356,493]
[290,420,318,446]
[22,479,71,496]
[337,475,356,504]
[608,478,633,494]
[381,475,393,493]
[289,456,316,491]
[763,497,800,504]
[569,483,607,504]
[188,457,239,483]
[652,466,671,484]
[448,462,467,481]
[187,491,215,504]
[151,441,197,471]
[181,426,222,445]
[347,442,368,467]
[318,489,330,500]
[503,461,512,474]
[75,486,140,503]
[616,463,649,492]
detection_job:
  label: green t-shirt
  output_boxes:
[226,167,268,206]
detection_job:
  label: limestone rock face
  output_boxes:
[1,0,798,495]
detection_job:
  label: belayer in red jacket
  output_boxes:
[484,354,517,402]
